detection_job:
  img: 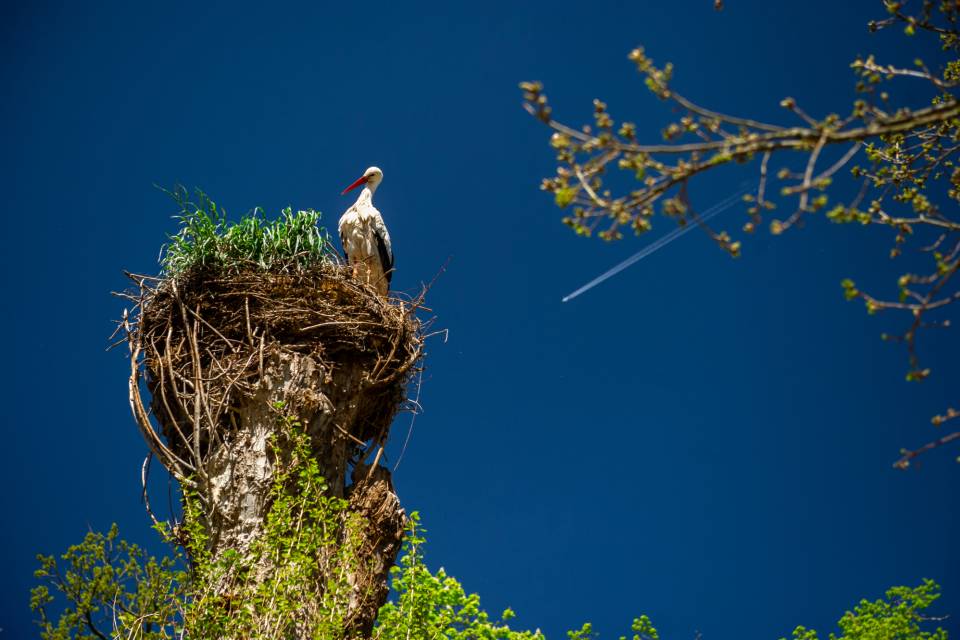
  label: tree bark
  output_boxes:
[195,350,405,637]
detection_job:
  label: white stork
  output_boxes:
[338,166,394,297]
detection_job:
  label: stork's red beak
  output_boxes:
[341,175,368,195]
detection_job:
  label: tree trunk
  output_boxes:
[202,350,406,637]
[125,266,420,638]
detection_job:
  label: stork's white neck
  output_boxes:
[355,185,376,206]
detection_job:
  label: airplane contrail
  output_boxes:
[562,184,754,303]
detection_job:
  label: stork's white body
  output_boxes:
[338,167,393,297]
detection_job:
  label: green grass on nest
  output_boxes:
[160,186,337,276]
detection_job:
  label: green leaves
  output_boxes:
[628,615,660,640]
[160,185,335,276]
[32,515,951,640]
[780,580,947,640]
[31,524,186,640]
[841,279,860,301]
[374,513,547,640]
[30,413,360,640]
[555,187,578,208]
[181,411,361,639]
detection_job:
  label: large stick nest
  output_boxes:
[121,262,423,483]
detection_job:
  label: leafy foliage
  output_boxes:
[522,0,960,467]
[179,407,366,639]
[31,513,556,640]
[566,616,660,640]
[781,580,948,640]
[160,186,336,276]
[373,514,545,640]
[32,411,365,639]
[33,514,950,639]
[32,524,187,639]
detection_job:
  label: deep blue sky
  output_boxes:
[2,1,957,638]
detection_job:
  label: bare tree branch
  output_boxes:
[522,0,960,467]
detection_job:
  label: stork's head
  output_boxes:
[341,166,383,195]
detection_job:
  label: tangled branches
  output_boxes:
[522,0,960,467]
[118,262,423,497]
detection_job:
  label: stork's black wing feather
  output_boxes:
[374,231,393,285]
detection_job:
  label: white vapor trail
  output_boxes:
[562,184,754,303]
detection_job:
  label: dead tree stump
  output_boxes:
[123,264,421,638]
